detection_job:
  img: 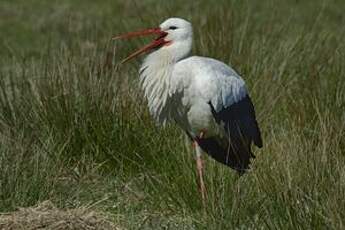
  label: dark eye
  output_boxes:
[169,26,178,30]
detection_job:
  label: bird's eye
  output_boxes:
[169,26,178,30]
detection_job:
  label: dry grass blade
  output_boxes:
[0,201,121,230]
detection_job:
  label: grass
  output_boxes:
[0,0,345,229]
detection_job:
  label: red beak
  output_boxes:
[113,27,168,64]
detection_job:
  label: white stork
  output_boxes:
[113,18,263,202]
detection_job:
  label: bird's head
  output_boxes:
[113,17,193,64]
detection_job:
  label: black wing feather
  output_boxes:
[197,95,262,174]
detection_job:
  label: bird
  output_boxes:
[113,17,263,204]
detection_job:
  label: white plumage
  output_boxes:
[142,53,249,137]
[138,18,258,143]
[114,17,262,202]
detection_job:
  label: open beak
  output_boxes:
[113,27,168,64]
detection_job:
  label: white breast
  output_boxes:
[139,50,174,125]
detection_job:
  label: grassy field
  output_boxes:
[0,0,345,229]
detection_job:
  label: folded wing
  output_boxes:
[192,58,262,173]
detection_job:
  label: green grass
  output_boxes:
[0,0,345,229]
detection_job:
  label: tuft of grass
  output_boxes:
[0,0,344,229]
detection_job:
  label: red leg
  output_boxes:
[194,140,206,207]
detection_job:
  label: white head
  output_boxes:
[158,18,193,61]
[113,17,193,63]
[159,18,192,41]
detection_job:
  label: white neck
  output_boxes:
[139,40,191,124]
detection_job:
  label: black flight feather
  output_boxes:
[197,95,262,174]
